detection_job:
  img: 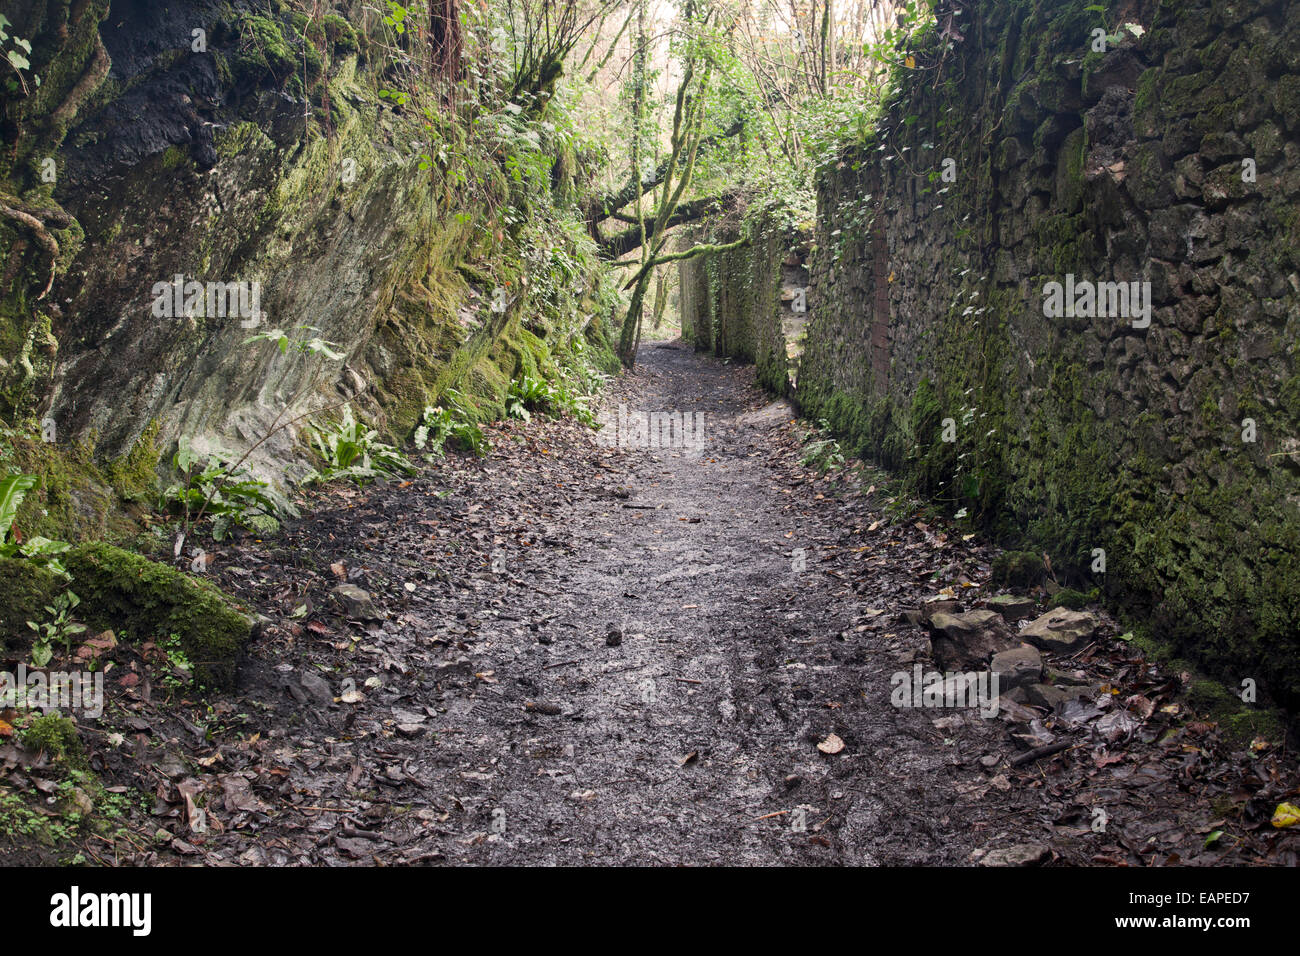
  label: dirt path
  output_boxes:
[215,342,985,864]
[390,343,967,865]
[22,343,1295,867]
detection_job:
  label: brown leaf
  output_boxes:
[817,733,845,755]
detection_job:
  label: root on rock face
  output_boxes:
[0,197,60,300]
[50,33,111,133]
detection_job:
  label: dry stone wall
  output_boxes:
[679,218,810,397]
[687,0,1300,709]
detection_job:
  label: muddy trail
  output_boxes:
[12,344,1298,867]
[233,341,967,866]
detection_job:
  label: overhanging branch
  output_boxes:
[598,194,728,259]
[589,119,743,221]
[614,235,750,290]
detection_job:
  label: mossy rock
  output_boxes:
[0,557,61,648]
[233,14,298,85]
[103,419,163,503]
[991,550,1046,589]
[322,14,359,54]
[1047,587,1090,610]
[64,543,254,690]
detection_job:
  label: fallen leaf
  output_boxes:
[1271,802,1300,828]
[817,733,845,755]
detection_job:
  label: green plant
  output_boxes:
[1084,6,1145,47]
[0,15,38,96]
[506,373,550,422]
[800,419,846,473]
[166,329,344,550]
[382,0,411,34]
[244,327,344,361]
[158,632,194,690]
[0,473,35,541]
[26,590,86,667]
[303,407,418,485]
[506,373,597,427]
[166,439,294,541]
[414,389,490,457]
[0,474,72,576]
[551,378,597,427]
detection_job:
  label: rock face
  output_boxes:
[677,0,1300,712]
[927,610,1016,671]
[1,0,616,533]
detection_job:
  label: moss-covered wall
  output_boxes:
[685,0,1300,711]
[0,0,612,540]
[678,216,809,397]
[798,0,1300,710]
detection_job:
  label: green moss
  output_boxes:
[5,432,130,543]
[302,42,324,81]
[1274,74,1300,132]
[64,543,254,690]
[581,312,621,375]
[1055,127,1086,212]
[104,419,162,503]
[21,715,86,769]
[1186,679,1285,745]
[215,121,264,161]
[1133,68,1160,136]
[0,556,61,648]
[1047,587,1089,610]
[160,145,189,170]
[1219,708,1285,746]
[322,15,359,54]
[992,550,1046,589]
[234,14,298,84]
